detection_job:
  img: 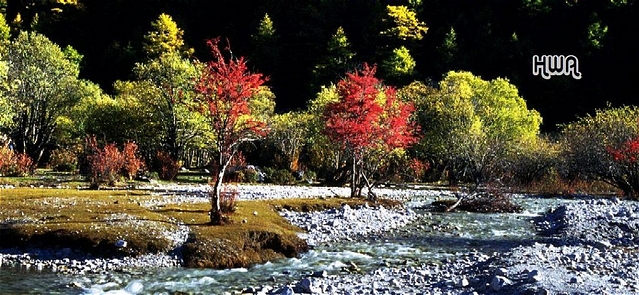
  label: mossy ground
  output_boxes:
[0,187,386,269]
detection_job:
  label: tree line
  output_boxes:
[3,5,639,222]
[0,0,636,130]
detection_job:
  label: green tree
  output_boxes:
[251,13,280,75]
[0,59,14,130]
[267,111,312,171]
[132,52,207,160]
[143,13,193,59]
[4,31,92,163]
[0,14,14,130]
[438,27,458,67]
[305,84,350,184]
[402,71,542,187]
[312,26,356,91]
[380,5,428,41]
[0,13,10,41]
[381,46,416,83]
[254,13,276,40]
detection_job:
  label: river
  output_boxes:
[0,195,574,295]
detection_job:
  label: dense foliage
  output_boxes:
[0,1,638,201]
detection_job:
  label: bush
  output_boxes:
[0,146,35,176]
[241,167,260,183]
[263,167,296,184]
[0,145,15,176]
[506,137,560,188]
[559,105,639,198]
[218,185,239,214]
[12,153,34,177]
[49,148,78,172]
[84,136,145,188]
[122,141,145,180]
[303,170,317,183]
[86,137,124,188]
[156,151,180,181]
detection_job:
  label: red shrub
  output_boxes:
[0,145,14,176]
[122,141,145,180]
[86,136,125,188]
[156,151,180,180]
[13,153,34,176]
[0,146,34,176]
[408,158,429,182]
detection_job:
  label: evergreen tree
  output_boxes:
[143,13,192,59]
[312,26,355,90]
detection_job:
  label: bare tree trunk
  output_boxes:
[351,155,357,198]
[210,153,230,224]
[445,191,475,212]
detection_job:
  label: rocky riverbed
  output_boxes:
[3,185,639,295]
[0,184,435,276]
[261,198,639,295]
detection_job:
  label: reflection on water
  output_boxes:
[0,196,576,295]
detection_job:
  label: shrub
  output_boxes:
[263,167,296,184]
[49,148,78,172]
[559,105,639,198]
[506,137,560,188]
[218,185,239,214]
[0,145,15,176]
[86,136,125,188]
[407,158,429,182]
[12,153,34,176]
[303,170,317,183]
[0,146,34,176]
[156,151,180,180]
[242,167,260,183]
[122,141,145,180]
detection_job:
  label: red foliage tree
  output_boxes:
[324,64,420,198]
[194,37,268,224]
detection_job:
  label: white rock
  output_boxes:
[491,275,511,291]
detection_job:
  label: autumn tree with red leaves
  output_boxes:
[195,37,269,224]
[324,63,419,199]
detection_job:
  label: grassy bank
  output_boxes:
[0,187,385,269]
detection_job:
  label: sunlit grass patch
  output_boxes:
[0,188,387,268]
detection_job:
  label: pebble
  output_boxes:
[264,198,639,295]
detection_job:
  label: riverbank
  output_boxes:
[264,198,639,295]
[0,184,427,275]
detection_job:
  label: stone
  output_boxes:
[124,280,144,294]
[296,278,321,293]
[311,270,328,278]
[491,275,511,291]
[526,270,542,283]
[115,239,127,248]
[277,286,294,295]
[593,240,613,250]
[457,277,470,287]
[495,268,509,276]
[569,276,583,284]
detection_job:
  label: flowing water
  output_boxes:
[0,195,574,295]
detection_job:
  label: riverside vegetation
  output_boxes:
[0,182,401,270]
